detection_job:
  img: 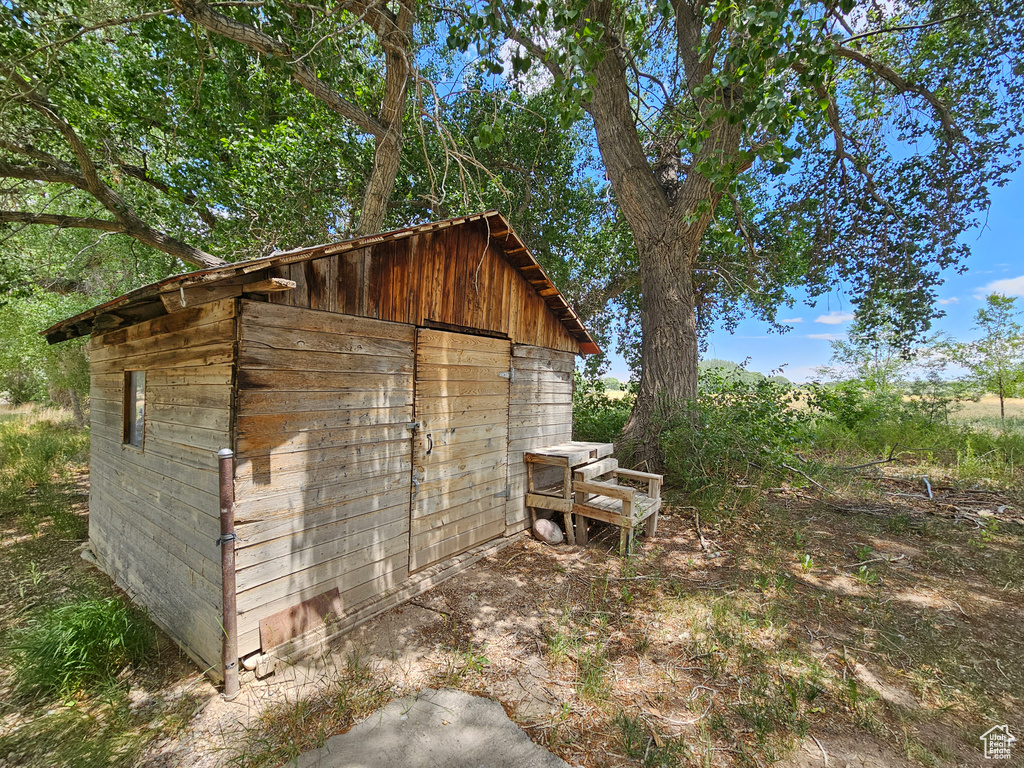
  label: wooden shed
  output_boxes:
[45,211,599,679]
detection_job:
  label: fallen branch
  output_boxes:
[810,733,829,767]
[781,463,835,495]
[844,554,906,568]
[694,509,710,552]
[832,444,904,471]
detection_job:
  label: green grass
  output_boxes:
[4,595,159,700]
[0,411,88,532]
[0,687,200,768]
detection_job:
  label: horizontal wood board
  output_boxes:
[505,344,575,534]
[86,299,236,674]
[410,328,510,573]
[233,301,415,654]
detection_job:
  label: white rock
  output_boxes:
[532,518,564,545]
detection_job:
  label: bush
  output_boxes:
[4,596,158,699]
[658,371,809,492]
[573,373,633,443]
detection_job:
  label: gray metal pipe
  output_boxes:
[218,447,240,698]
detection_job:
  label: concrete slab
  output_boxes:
[294,688,572,768]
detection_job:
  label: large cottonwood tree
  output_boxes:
[453,0,1024,461]
[0,0,414,272]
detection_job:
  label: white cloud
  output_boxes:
[814,311,855,325]
[779,317,803,323]
[983,275,1024,298]
[937,297,960,305]
[808,333,845,341]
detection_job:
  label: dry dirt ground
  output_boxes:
[3,471,1022,768]
[143,479,1023,768]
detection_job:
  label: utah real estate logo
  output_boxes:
[980,725,1016,760]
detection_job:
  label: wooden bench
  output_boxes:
[572,459,662,555]
[524,442,663,555]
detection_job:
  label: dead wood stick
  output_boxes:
[810,734,829,767]
[844,554,906,568]
[781,463,835,495]
[831,444,903,471]
[694,509,710,552]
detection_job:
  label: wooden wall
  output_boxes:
[231,300,415,656]
[87,299,235,674]
[505,344,575,534]
[268,222,580,355]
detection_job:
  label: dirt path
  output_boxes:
[123,487,1023,768]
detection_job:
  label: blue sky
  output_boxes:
[602,164,1024,383]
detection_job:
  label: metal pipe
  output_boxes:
[218,447,240,698]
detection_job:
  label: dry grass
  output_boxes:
[3,405,1022,767]
[228,475,1023,768]
[954,395,1024,421]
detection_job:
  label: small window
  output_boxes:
[123,370,145,448]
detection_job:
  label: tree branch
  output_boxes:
[0,66,227,268]
[117,164,219,229]
[841,14,968,46]
[0,159,89,189]
[834,45,961,142]
[0,211,126,232]
[172,0,388,139]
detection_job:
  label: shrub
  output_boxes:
[0,414,88,527]
[4,596,158,699]
[658,370,809,492]
[573,373,633,443]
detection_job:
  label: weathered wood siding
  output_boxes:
[268,222,580,354]
[505,344,575,533]
[410,329,510,572]
[232,300,415,655]
[87,299,236,673]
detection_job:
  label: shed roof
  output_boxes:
[43,211,600,353]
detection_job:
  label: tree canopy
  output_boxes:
[2,0,1023,464]
[450,0,1024,460]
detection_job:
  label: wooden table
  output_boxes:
[524,440,663,554]
[524,441,615,545]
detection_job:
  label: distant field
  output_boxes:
[954,394,1024,420]
[952,395,1024,434]
[596,390,1024,434]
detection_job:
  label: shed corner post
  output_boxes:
[218,447,240,699]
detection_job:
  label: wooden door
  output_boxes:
[409,328,511,572]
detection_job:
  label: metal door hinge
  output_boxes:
[407,421,421,431]
[498,370,515,382]
[493,486,510,499]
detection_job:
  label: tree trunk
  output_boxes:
[354,2,412,236]
[68,388,85,429]
[619,223,700,466]
[575,2,743,467]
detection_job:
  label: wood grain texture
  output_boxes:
[410,328,510,572]
[233,301,414,657]
[260,219,584,354]
[87,299,235,675]
[504,344,575,534]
